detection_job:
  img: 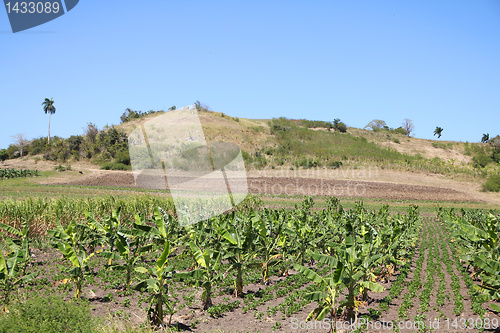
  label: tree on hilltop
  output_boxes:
[42,98,56,143]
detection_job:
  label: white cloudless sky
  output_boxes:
[1,0,499,149]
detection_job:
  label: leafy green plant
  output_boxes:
[218,216,255,297]
[47,220,95,298]
[0,243,37,312]
[134,241,176,327]
[178,240,223,310]
[101,228,152,289]
[294,252,343,333]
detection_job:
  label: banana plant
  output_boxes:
[253,210,283,284]
[101,227,153,289]
[473,254,500,312]
[294,252,343,333]
[218,214,255,297]
[0,219,31,275]
[338,222,384,321]
[0,241,37,312]
[85,209,123,264]
[48,220,95,298]
[177,241,223,310]
[134,241,176,327]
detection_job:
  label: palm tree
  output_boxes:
[433,126,443,139]
[481,133,490,143]
[42,98,56,143]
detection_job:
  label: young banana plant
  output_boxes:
[134,241,176,328]
[101,228,153,289]
[48,220,95,298]
[218,215,255,297]
[85,209,123,264]
[0,219,31,275]
[294,252,343,333]
[253,210,283,284]
[0,240,38,312]
[338,222,384,321]
[177,241,223,310]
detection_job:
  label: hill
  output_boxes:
[1,108,500,202]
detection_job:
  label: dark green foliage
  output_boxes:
[483,174,500,192]
[0,168,38,179]
[67,135,83,152]
[120,108,164,123]
[0,150,7,163]
[333,118,347,133]
[5,145,18,159]
[114,149,131,165]
[300,119,333,130]
[0,296,95,333]
[473,153,493,168]
[28,137,48,156]
[388,127,408,135]
[101,162,131,170]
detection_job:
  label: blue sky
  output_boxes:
[1,0,499,150]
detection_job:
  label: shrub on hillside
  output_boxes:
[482,174,500,192]
[333,118,347,133]
[101,162,131,170]
[473,153,493,168]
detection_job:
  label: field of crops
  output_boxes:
[0,168,39,179]
[0,197,499,332]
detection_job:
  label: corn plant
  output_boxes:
[134,241,176,327]
[48,220,95,298]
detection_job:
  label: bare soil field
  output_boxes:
[57,171,478,203]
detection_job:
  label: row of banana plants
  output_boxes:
[1,197,421,330]
[438,208,500,313]
[0,168,38,179]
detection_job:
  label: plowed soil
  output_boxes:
[60,171,479,202]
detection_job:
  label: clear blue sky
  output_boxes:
[1,1,499,150]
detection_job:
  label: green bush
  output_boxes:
[483,174,500,192]
[0,296,95,333]
[101,162,131,170]
[473,153,493,168]
[393,138,400,144]
[114,149,131,165]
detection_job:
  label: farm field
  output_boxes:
[0,166,499,333]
